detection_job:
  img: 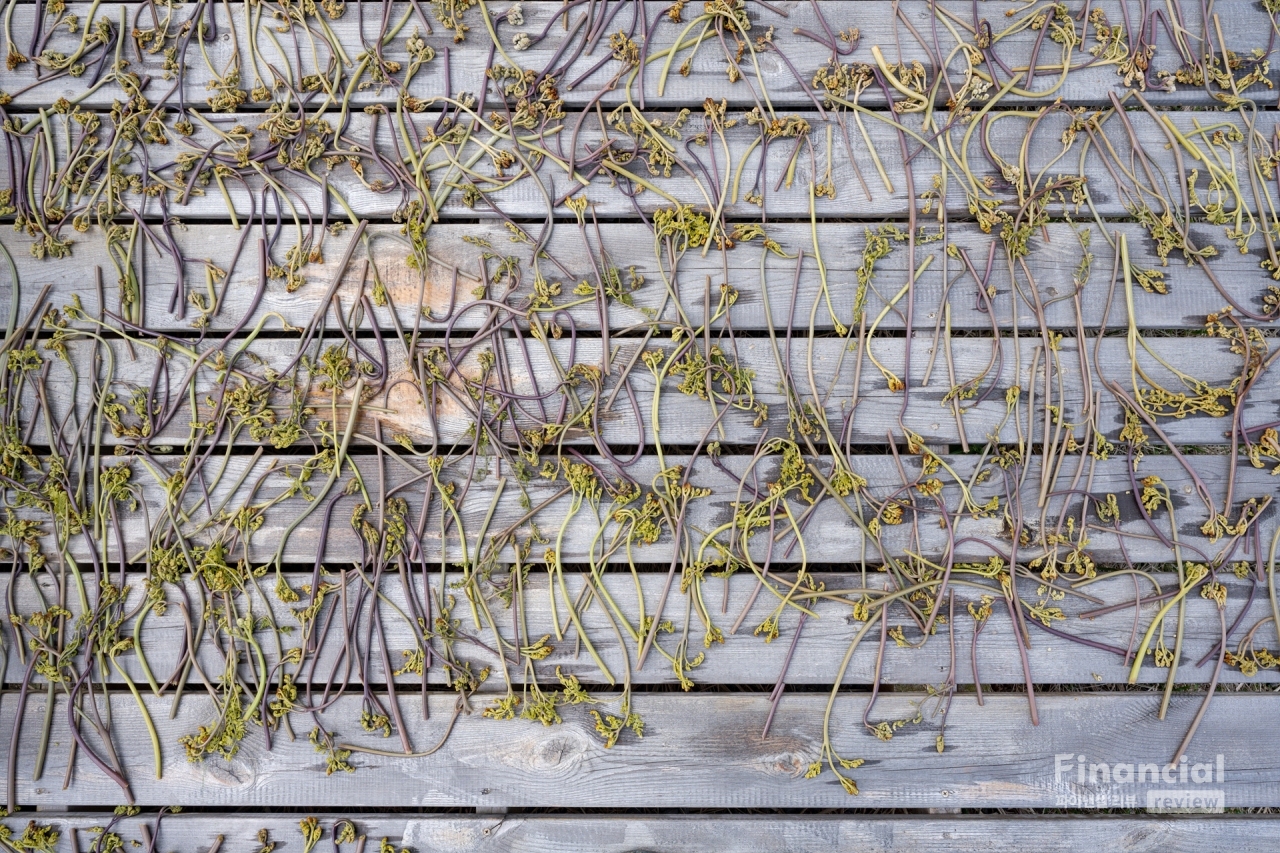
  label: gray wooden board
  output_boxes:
[5,220,1275,334]
[7,2,1276,111]
[11,450,1279,567]
[7,0,1280,823]
[20,333,1276,449]
[3,814,1279,853]
[13,107,1277,220]
[2,691,1278,808]
[4,569,1274,688]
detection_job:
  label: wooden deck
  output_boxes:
[3,0,1280,848]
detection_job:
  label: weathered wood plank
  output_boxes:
[4,814,1278,853]
[6,2,1275,111]
[8,814,1280,853]
[5,568,1271,688]
[3,691,1277,808]
[4,220,1271,334]
[5,0,1278,824]
[19,333,1274,450]
[11,107,1275,221]
[12,450,1278,567]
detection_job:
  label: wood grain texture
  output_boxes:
[5,568,1272,688]
[6,814,1280,853]
[14,449,1279,567]
[6,0,1280,821]
[5,220,1274,334]
[21,332,1275,449]
[14,105,1276,221]
[3,691,1278,808]
[7,1,1275,111]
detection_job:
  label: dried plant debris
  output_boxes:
[0,0,1279,808]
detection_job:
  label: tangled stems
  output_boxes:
[1,0,1280,808]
